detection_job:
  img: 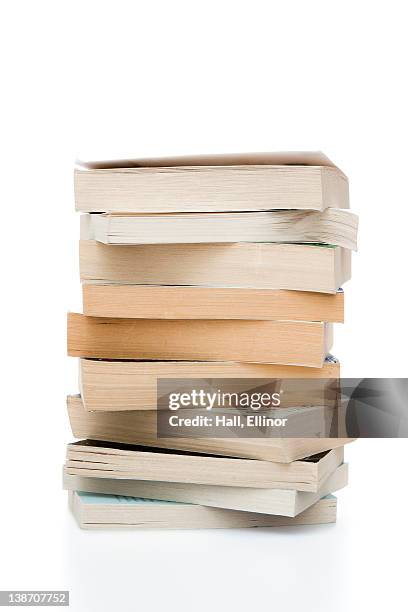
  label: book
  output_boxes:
[65,440,344,491]
[65,464,347,516]
[82,285,344,321]
[67,395,354,462]
[74,152,349,214]
[69,491,338,529]
[81,208,358,250]
[79,356,340,412]
[67,313,333,367]
[80,241,351,294]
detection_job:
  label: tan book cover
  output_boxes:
[67,313,332,367]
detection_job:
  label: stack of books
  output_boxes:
[65,151,358,529]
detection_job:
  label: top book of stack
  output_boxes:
[74,151,349,213]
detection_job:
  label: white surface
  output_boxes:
[1,1,407,611]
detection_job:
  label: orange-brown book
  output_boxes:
[82,285,344,321]
[67,313,332,367]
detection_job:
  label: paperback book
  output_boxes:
[69,491,338,529]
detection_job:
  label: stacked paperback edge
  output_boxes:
[66,151,358,530]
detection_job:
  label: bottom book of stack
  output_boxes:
[69,491,338,530]
[64,440,348,530]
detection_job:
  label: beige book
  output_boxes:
[65,440,343,491]
[68,313,332,367]
[69,490,338,529]
[82,208,358,250]
[82,285,344,321]
[79,357,340,412]
[74,152,349,214]
[80,241,351,294]
[67,395,354,463]
[65,463,347,517]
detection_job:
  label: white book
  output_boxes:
[68,394,354,463]
[65,441,344,491]
[69,491,338,529]
[64,463,347,517]
[81,208,358,250]
[74,151,349,213]
[78,357,341,412]
[79,241,351,294]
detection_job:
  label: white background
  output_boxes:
[1,1,407,611]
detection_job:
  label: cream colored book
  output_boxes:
[68,313,332,367]
[65,463,347,516]
[69,491,338,529]
[65,440,344,491]
[79,356,340,412]
[67,395,354,463]
[80,241,351,294]
[81,208,358,250]
[82,285,345,321]
[75,152,349,214]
